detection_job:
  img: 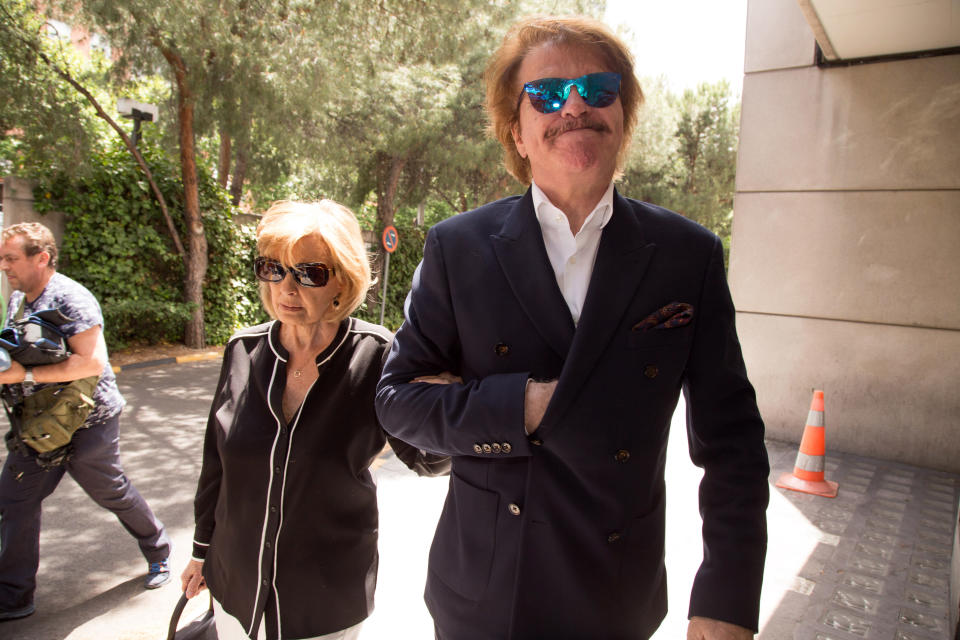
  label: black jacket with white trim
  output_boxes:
[192,317,447,638]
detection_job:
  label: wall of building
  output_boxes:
[1,176,66,302]
[730,1,960,472]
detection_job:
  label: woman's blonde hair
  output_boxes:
[485,15,644,185]
[256,200,371,324]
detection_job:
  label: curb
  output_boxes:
[111,351,223,374]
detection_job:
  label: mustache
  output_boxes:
[544,116,610,141]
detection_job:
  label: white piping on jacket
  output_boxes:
[246,323,286,638]
[249,319,358,637]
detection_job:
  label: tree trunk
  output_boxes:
[368,153,407,308]
[230,142,248,207]
[162,46,208,349]
[217,130,231,189]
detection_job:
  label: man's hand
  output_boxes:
[687,617,754,640]
[524,379,557,434]
[181,559,207,598]
[412,371,463,385]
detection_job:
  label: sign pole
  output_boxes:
[379,225,399,326]
[379,251,390,325]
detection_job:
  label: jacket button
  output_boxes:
[502,442,512,453]
[529,438,542,446]
[615,449,631,463]
[473,444,483,454]
[482,443,492,453]
[607,532,621,543]
[494,343,510,356]
[508,503,521,516]
[491,443,502,453]
[644,365,659,379]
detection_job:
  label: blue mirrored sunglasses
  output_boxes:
[520,72,622,114]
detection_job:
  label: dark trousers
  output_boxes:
[0,412,170,608]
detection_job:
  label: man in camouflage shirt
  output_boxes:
[0,222,171,621]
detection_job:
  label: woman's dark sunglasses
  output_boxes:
[520,72,621,114]
[254,257,335,287]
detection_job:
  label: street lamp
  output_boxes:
[117,98,159,146]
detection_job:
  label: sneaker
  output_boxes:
[144,559,171,589]
[0,603,35,621]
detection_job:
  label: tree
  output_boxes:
[54,0,532,343]
[670,81,739,238]
[0,0,107,176]
[326,0,605,305]
[33,135,264,349]
[5,0,616,347]
[0,0,186,261]
[620,80,740,246]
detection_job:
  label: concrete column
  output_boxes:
[1,176,67,302]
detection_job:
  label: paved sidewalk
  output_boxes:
[0,357,956,639]
[758,441,958,640]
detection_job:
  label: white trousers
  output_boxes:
[212,596,363,640]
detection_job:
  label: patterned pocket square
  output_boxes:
[633,302,694,331]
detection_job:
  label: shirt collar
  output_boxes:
[531,181,615,232]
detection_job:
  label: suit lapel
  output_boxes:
[545,191,656,423]
[491,191,575,360]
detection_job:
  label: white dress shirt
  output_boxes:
[531,181,614,325]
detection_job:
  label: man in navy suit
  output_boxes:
[376,15,769,640]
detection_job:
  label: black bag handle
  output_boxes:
[167,591,215,640]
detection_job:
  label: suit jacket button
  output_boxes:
[491,443,502,453]
[494,343,510,356]
[615,449,631,463]
[508,503,521,516]
[473,444,483,454]
[502,442,512,453]
[482,443,492,453]
[607,532,621,543]
[644,365,659,379]
[529,438,542,446]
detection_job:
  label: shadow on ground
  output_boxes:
[0,360,222,640]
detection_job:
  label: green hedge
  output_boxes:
[34,137,267,350]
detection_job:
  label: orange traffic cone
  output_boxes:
[775,390,838,498]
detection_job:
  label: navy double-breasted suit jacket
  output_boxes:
[375,189,769,639]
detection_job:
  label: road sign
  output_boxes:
[382,225,399,253]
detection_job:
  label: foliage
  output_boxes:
[354,219,427,331]
[32,135,265,349]
[0,0,113,178]
[620,80,740,248]
[3,0,742,346]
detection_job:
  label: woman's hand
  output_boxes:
[181,559,207,598]
[412,371,462,385]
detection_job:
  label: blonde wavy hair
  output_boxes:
[255,200,371,324]
[485,15,644,185]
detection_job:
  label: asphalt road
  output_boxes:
[0,358,449,640]
[1,358,957,639]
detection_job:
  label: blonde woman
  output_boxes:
[180,200,447,640]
